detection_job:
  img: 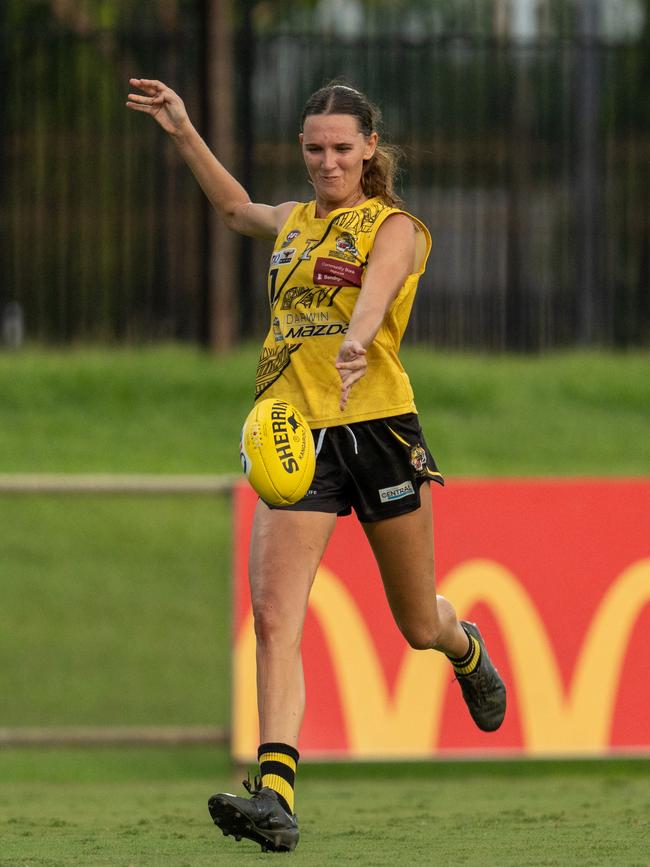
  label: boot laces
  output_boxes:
[242,772,263,796]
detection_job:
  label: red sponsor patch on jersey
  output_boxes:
[313,257,363,287]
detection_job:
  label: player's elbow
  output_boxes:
[220,200,251,232]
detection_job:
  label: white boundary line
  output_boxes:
[0,726,229,747]
[0,474,239,494]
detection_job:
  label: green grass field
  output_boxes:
[1,494,231,727]
[1,344,649,475]
[0,750,648,865]
[1,346,649,865]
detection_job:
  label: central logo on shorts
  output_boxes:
[378,481,415,503]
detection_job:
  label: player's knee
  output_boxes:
[252,607,282,644]
[399,620,441,651]
[252,604,301,650]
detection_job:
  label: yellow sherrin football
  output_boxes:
[240,399,316,506]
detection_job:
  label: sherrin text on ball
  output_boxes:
[240,399,316,506]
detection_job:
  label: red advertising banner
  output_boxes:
[232,479,650,760]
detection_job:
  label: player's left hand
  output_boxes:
[335,339,367,411]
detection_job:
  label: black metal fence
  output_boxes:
[2,1,649,349]
[2,3,205,344]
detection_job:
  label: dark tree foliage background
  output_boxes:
[2,0,649,348]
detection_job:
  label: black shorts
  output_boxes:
[266,413,444,523]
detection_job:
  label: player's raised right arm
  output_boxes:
[126,78,291,239]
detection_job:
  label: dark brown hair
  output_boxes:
[300,83,403,207]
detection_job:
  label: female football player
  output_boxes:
[127,78,506,853]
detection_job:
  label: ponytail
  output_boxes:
[362,143,403,207]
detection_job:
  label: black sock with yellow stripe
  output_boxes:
[447,627,482,676]
[258,742,299,815]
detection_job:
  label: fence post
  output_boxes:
[575,0,603,345]
[203,0,237,351]
[237,0,255,339]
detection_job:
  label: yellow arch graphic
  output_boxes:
[232,558,650,759]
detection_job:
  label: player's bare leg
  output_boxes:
[248,503,336,744]
[363,483,506,731]
[362,483,467,655]
[209,503,336,852]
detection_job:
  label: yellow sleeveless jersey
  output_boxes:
[255,196,431,428]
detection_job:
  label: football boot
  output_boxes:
[208,775,299,853]
[457,620,507,732]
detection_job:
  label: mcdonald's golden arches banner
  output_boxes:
[232,480,650,760]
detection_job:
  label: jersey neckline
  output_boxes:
[309,195,382,221]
